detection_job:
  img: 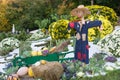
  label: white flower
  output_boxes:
[76,72,84,77]
[105,66,114,71]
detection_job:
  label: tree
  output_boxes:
[6,0,57,31]
[0,0,11,32]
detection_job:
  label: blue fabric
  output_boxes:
[68,20,102,64]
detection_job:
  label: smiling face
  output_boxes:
[76,10,84,18]
[71,9,87,18]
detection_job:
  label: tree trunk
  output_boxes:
[91,0,94,5]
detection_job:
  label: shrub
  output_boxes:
[88,15,113,42]
[19,41,32,57]
[49,19,70,40]
[86,5,118,26]
[13,30,31,41]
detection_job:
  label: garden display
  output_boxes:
[0,0,120,80]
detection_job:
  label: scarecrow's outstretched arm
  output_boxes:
[87,20,102,28]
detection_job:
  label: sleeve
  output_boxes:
[68,22,75,30]
[87,20,102,28]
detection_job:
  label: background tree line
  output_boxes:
[0,0,120,32]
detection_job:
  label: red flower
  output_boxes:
[69,22,74,28]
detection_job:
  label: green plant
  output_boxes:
[5,66,19,75]
[19,41,32,57]
[13,30,31,41]
[0,32,7,42]
[35,19,50,29]
[0,47,14,56]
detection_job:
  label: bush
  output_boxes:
[13,30,31,41]
[88,15,113,42]
[49,19,70,40]
[86,5,118,26]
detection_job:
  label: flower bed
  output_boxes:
[97,29,120,57]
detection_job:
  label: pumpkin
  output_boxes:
[17,67,28,77]
[40,60,47,65]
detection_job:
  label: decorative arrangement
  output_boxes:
[0,4,120,80]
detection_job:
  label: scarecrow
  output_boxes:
[68,5,103,65]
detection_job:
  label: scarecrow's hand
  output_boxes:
[99,25,103,31]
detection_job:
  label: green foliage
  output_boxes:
[0,31,31,42]
[77,69,120,80]
[6,0,61,30]
[0,32,7,42]
[0,47,14,56]
[35,19,50,29]
[13,30,31,41]
[50,14,71,22]
[49,19,70,40]
[5,66,19,75]
[86,5,118,26]
[19,41,32,56]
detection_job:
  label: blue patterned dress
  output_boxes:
[68,20,102,64]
